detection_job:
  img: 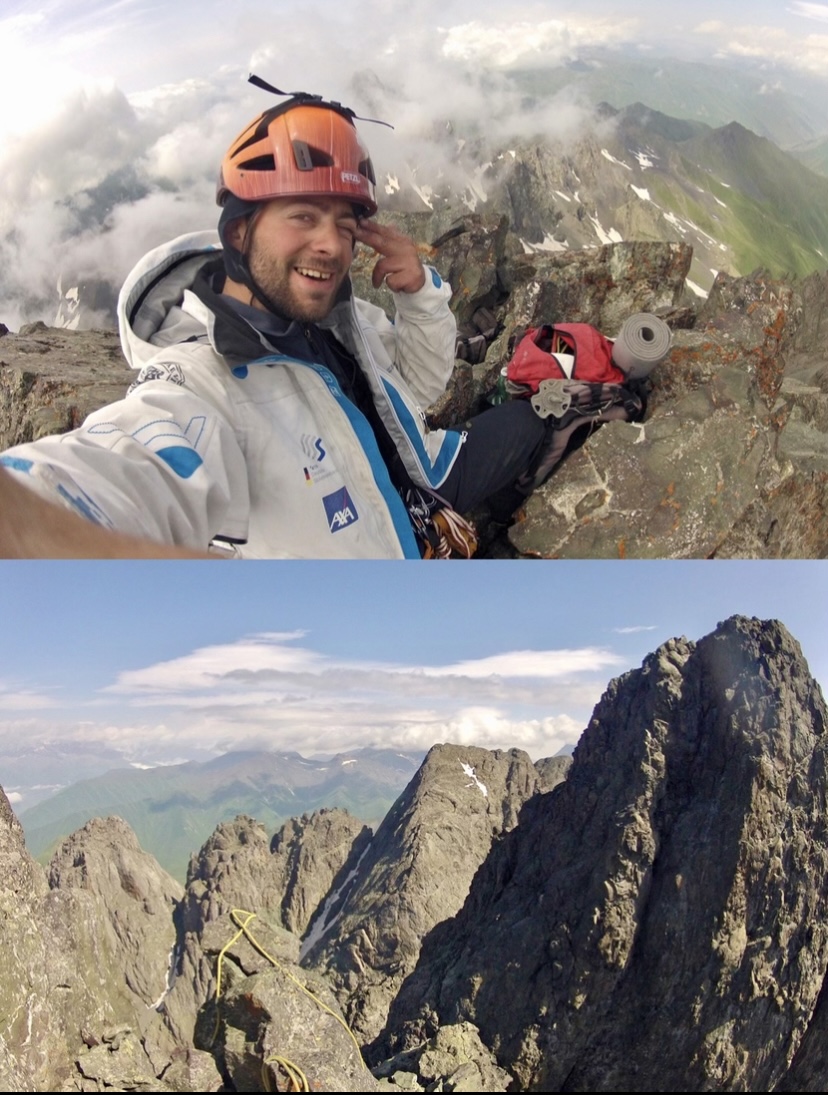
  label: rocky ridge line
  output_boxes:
[2,616,828,1091]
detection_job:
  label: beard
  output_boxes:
[245,237,348,324]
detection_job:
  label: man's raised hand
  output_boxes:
[354,220,426,294]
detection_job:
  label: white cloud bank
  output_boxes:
[4,3,828,328]
[0,631,628,762]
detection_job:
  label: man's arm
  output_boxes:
[354,220,457,407]
[0,466,211,558]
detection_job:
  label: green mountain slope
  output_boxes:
[19,747,423,881]
[600,106,828,285]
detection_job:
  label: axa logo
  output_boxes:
[323,486,359,533]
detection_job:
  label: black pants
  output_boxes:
[437,399,547,521]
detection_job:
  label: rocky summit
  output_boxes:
[2,616,828,1091]
[3,225,828,557]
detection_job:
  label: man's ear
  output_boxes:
[225,216,249,250]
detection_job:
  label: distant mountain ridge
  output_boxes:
[19,746,424,881]
[376,101,828,297]
[510,54,828,151]
[14,91,828,330]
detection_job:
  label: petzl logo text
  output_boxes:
[323,486,359,533]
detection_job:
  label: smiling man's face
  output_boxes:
[223,196,359,322]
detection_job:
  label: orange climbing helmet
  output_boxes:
[217,80,379,217]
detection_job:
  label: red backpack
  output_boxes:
[506,323,644,489]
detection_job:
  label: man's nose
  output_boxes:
[309,216,342,254]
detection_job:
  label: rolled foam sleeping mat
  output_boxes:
[611,313,672,379]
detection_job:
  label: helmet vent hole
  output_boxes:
[238,154,277,172]
[292,139,335,171]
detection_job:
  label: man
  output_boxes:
[0,90,547,558]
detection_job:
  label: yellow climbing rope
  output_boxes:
[212,907,367,1078]
[262,1055,310,1092]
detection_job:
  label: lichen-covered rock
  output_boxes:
[0,801,185,1091]
[201,963,376,1092]
[0,323,131,449]
[509,265,828,558]
[49,816,183,1008]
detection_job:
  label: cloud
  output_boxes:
[419,647,623,678]
[789,2,828,23]
[0,684,59,711]
[690,18,828,78]
[64,630,621,760]
[438,14,636,69]
[102,631,317,693]
[613,625,658,634]
[101,632,624,699]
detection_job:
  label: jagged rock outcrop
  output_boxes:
[0,805,185,1091]
[49,816,183,1010]
[164,810,370,1046]
[374,1022,512,1092]
[0,322,131,450]
[378,617,828,1092]
[303,744,547,1042]
[272,808,374,938]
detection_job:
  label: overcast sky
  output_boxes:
[1,560,825,805]
[4,2,828,326]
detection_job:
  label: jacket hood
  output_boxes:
[117,229,357,371]
[117,230,222,370]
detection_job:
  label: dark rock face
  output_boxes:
[303,744,546,1042]
[379,617,828,1092]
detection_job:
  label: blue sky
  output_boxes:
[1,561,825,807]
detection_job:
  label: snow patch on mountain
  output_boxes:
[601,149,632,170]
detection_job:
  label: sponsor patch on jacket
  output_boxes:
[302,434,336,486]
[323,486,359,532]
[128,362,186,393]
[88,415,206,479]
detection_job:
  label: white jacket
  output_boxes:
[1,231,464,558]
